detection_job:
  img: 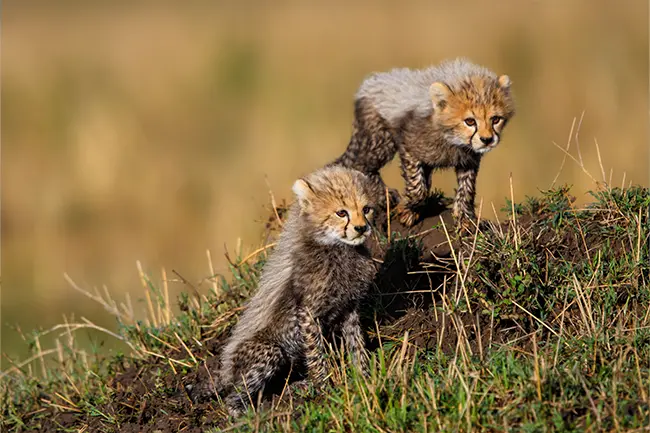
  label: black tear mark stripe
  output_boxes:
[469,126,478,146]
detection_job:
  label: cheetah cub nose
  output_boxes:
[480,136,494,145]
[354,225,368,234]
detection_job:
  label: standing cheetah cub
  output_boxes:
[216,166,377,417]
[331,57,516,227]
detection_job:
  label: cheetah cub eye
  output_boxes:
[491,116,503,125]
[335,210,349,218]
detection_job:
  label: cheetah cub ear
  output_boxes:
[498,75,511,90]
[292,178,315,211]
[429,82,452,111]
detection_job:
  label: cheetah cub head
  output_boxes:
[292,166,375,246]
[430,73,516,154]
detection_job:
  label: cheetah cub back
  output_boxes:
[215,166,378,417]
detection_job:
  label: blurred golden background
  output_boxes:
[2,1,648,365]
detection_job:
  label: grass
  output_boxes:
[1,174,649,432]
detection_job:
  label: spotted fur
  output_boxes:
[330,57,516,227]
[202,166,378,417]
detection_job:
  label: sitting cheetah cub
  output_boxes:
[214,166,377,417]
[330,57,516,228]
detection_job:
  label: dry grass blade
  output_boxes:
[385,186,392,243]
[0,349,59,381]
[174,332,198,365]
[551,116,577,188]
[64,273,131,323]
[572,274,597,336]
[438,217,472,315]
[206,249,220,298]
[265,176,284,228]
[237,243,277,267]
[509,173,521,258]
[549,137,599,185]
[511,300,560,338]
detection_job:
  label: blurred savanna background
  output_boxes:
[1,1,648,366]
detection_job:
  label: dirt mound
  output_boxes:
[9,186,647,432]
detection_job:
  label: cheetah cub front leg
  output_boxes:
[453,165,479,233]
[341,309,370,376]
[396,148,431,227]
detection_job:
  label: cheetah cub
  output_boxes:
[217,166,377,417]
[330,57,516,227]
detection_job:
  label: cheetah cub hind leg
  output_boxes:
[224,339,286,417]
